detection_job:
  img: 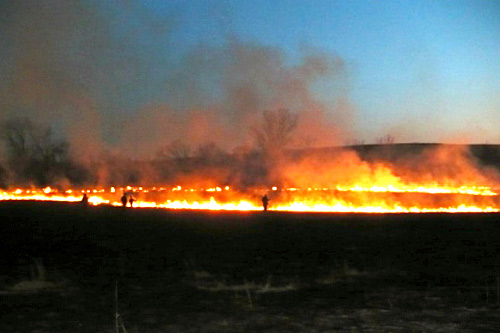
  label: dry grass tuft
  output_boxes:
[2,257,67,294]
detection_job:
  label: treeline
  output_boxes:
[0,118,90,188]
[0,110,297,189]
[3,114,500,190]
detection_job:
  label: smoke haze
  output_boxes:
[1,1,498,191]
[0,0,350,164]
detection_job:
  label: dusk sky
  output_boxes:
[1,0,500,158]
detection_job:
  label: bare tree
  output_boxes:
[155,140,192,175]
[194,142,226,165]
[252,108,298,157]
[156,140,191,162]
[376,134,396,145]
[2,117,36,162]
[345,139,366,146]
[1,117,76,186]
[249,109,298,186]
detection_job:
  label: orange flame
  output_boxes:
[1,183,499,213]
[2,146,499,213]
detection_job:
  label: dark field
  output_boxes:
[1,202,500,332]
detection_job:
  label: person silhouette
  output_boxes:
[129,196,135,207]
[81,193,89,206]
[262,194,270,211]
[121,193,128,207]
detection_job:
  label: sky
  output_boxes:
[1,0,499,159]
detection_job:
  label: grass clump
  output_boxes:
[6,257,66,293]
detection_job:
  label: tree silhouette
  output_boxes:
[2,117,75,186]
[250,109,298,186]
[252,108,298,157]
[376,134,396,145]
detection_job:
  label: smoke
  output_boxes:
[0,1,107,146]
[0,0,357,189]
[280,144,500,191]
[1,0,499,195]
[0,1,351,165]
[120,40,350,158]
[392,144,500,186]
[0,117,91,187]
[0,0,175,159]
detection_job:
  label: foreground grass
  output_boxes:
[1,201,500,332]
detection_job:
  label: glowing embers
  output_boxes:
[1,184,499,213]
[0,188,110,206]
[334,184,497,196]
[270,188,500,213]
[273,200,499,213]
[114,197,257,211]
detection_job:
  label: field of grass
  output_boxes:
[1,201,500,332]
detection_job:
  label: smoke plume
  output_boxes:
[0,1,350,170]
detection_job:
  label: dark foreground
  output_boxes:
[1,202,500,332]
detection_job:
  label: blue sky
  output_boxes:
[148,0,500,143]
[1,0,500,156]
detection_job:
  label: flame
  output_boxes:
[2,146,499,213]
[1,182,499,213]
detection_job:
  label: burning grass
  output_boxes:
[2,144,500,213]
[1,183,499,213]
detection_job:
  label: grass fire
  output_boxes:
[2,1,500,331]
[2,143,500,213]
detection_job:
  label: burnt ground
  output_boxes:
[1,202,500,332]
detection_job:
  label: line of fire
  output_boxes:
[1,184,499,213]
[2,136,500,213]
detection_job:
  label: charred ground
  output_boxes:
[1,202,500,332]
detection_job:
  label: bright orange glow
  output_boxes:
[1,182,499,213]
[2,146,500,213]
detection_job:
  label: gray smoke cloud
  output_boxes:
[0,0,354,187]
[0,0,352,160]
[120,40,352,158]
[0,0,176,158]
